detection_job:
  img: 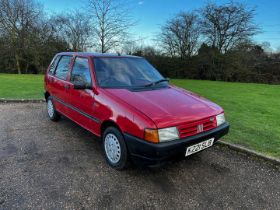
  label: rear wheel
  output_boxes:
[102,127,129,170]
[47,97,60,121]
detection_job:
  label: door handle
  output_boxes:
[64,84,70,90]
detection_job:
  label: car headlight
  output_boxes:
[216,113,225,126]
[144,127,179,143]
[158,127,179,142]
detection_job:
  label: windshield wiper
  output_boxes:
[144,79,169,87]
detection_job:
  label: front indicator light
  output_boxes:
[144,129,159,143]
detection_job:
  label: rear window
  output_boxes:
[54,56,72,80]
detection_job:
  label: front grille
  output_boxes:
[178,116,217,138]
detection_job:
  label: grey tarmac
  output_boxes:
[0,103,279,210]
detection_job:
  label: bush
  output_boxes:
[141,44,280,84]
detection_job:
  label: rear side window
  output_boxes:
[54,56,72,80]
[70,57,92,86]
[49,56,60,75]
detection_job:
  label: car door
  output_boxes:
[68,56,99,134]
[45,55,60,94]
[49,55,73,115]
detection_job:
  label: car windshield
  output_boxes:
[93,57,168,89]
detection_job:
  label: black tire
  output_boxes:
[47,97,60,121]
[102,127,129,170]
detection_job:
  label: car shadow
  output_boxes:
[57,114,232,179]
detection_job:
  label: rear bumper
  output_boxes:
[124,122,230,166]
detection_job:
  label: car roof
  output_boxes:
[56,52,140,58]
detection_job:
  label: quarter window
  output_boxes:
[54,56,72,80]
[70,57,92,87]
[49,56,60,75]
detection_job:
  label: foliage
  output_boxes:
[159,12,200,58]
[200,2,258,53]
[0,0,69,74]
[137,42,280,84]
[0,0,279,84]
[88,0,135,53]
[158,2,259,56]
[53,10,92,51]
[0,0,136,73]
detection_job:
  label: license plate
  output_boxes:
[185,138,214,156]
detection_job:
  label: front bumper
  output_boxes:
[124,122,230,165]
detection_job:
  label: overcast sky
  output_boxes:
[40,0,280,51]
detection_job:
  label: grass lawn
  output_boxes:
[0,73,44,99]
[172,79,280,159]
[0,73,279,158]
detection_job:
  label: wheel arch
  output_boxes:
[44,91,50,102]
[100,120,123,137]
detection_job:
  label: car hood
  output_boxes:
[105,86,223,128]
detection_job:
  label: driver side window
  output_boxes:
[70,57,92,87]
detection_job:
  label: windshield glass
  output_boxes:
[93,57,168,88]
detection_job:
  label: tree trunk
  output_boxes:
[101,37,105,53]
[25,63,29,74]
[15,54,21,74]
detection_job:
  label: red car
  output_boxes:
[44,52,229,169]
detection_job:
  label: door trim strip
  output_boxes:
[52,96,101,123]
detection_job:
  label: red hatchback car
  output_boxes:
[44,52,229,169]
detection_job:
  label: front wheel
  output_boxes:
[47,97,60,121]
[102,127,129,170]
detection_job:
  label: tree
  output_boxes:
[159,12,200,59]
[54,10,92,51]
[29,18,69,73]
[121,39,138,55]
[200,2,259,53]
[0,0,69,74]
[261,41,272,54]
[0,0,42,73]
[88,0,135,53]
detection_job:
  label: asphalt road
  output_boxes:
[0,103,279,210]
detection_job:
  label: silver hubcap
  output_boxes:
[47,100,54,118]
[104,133,121,164]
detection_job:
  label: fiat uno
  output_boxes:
[44,52,229,169]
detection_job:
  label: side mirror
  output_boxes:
[74,83,92,90]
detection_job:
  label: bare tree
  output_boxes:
[261,41,272,54]
[0,0,42,73]
[88,0,135,53]
[200,2,259,53]
[54,10,92,51]
[159,12,200,59]
[121,39,138,55]
[27,17,69,72]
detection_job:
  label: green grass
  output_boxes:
[172,79,280,158]
[0,73,44,99]
[0,73,279,158]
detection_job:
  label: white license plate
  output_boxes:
[185,138,214,156]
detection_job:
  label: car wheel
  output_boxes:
[47,97,60,121]
[102,127,129,170]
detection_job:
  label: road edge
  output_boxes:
[217,141,280,165]
[0,99,45,103]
